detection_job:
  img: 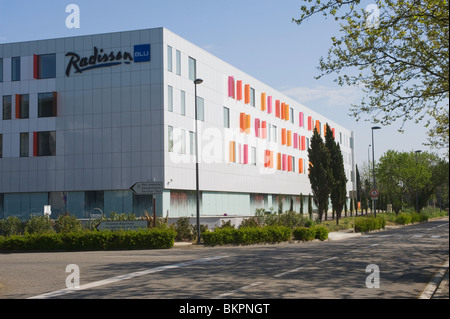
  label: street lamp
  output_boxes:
[415,150,422,213]
[371,126,381,217]
[368,144,371,214]
[194,78,203,244]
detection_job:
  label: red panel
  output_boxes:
[33,132,38,156]
[15,94,21,119]
[33,54,39,79]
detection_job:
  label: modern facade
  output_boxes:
[0,27,356,219]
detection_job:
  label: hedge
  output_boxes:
[201,226,291,246]
[292,225,329,242]
[0,228,176,251]
[354,216,386,233]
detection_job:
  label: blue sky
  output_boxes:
[0,0,441,169]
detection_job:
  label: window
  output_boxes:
[35,131,56,156]
[268,123,272,141]
[0,134,2,158]
[189,57,196,81]
[272,125,277,143]
[0,58,3,82]
[189,131,195,155]
[2,95,11,120]
[12,57,20,81]
[251,146,256,166]
[176,50,181,75]
[250,87,255,107]
[180,90,186,116]
[290,108,294,124]
[167,45,173,72]
[20,132,29,157]
[223,107,230,128]
[181,129,186,154]
[168,85,173,112]
[38,92,57,117]
[196,96,204,121]
[168,126,173,152]
[85,191,104,214]
[17,94,29,119]
[37,54,56,79]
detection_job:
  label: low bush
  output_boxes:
[0,228,176,251]
[201,226,291,246]
[0,216,24,236]
[313,225,329,241]
[395,213,412,225]
[354,216,386,233]
[292,227,315,241]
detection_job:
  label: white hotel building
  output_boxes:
[0,28,356,219]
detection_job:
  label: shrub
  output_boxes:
[201,226,291,246]
[174,217,194,242]
[313,225,329,241]
[354,216,386,232]
[55,214,83,233]
[0,216,24,236]
[0,228,176,251]
[25,216,54,234]
[293,227,315,241]
[395,213,412,225]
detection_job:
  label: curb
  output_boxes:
[419,257,449,299]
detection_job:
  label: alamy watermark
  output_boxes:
[365,4,380,29]
[365,264,380,288]
[65,4,80,29]
[65,264,80,289]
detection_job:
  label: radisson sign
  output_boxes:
[65,44,150,76]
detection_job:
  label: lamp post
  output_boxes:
[415,150,422,213]
[371,126,381,217]
[194,78,203,244]
[368,144,371,214]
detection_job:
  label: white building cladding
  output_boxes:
[0,27,356,219]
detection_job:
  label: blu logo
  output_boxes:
[134,44,151,62]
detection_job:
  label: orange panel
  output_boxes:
[245,114,251,134]
[281,128,286,145]
[287,130,292,146]
[270,151,274,168]
[277,153,282,170]
[239,113,245,133]
[275,100,280,118]
[261,93,266,111]
[299,158,304,174]
[236,80,243,100]
[281,103,285,120]
[245,84,250,104]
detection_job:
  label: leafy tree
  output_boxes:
[293,0,449,153]
[308,128,333,222]
[325,124,348,224]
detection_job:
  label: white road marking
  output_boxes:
[274,267,305,278]
[29,255,229,299]
[315,257,338,264]
[215,281,263,298]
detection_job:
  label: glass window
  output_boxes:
[39,54,56,79]
[168,126,173,152]
[0,58,3,82]
[180,90,186,116]
[250,87,255,107]
[37,131,56,156]
[0,134,2,158]
[176,50,181,75]
[2,95,11,120]
[223,106,230,128]
[189,131,195,155]
[168,85,173,112]
[251,146,256,166]
[181,129,186,154]
[189,57,196,81]
[272,125,277,143]
[18,94,29,119]
[290,108,294,124]
[167,45,172,72]
[11,57,20,81]
[85,191,104,214]
[196,96,204,121]
[20,132,29,157]
[38,92,57,117]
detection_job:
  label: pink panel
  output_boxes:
[255,118,260,137]
[293,133,298,148]
[267,96,272,114]
[299,112,304,127]
[243,144,248,164]
[282,154,287,171]
[228,76,235,98]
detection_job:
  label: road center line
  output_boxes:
[28,255,229,299]
[315,257,338,264]
[274,266,305,278]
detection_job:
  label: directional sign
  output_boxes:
[370,189,379,199]
[96,220,148,231]
[130,181,163,195]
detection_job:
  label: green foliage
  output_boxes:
[0,228,176,251]
[313,225,329,241]
[25,216,54,234]
[293,227,315,241]
[201,226,291,246]
[0,216,24,236]
[354,216,386,233]
[173,217,194,242]
[55,214,82,233]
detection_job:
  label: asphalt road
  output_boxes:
[0,219,448,301]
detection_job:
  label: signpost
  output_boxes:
[370,189,379,200]
[96,220,148,231]
[130,181,163,227]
